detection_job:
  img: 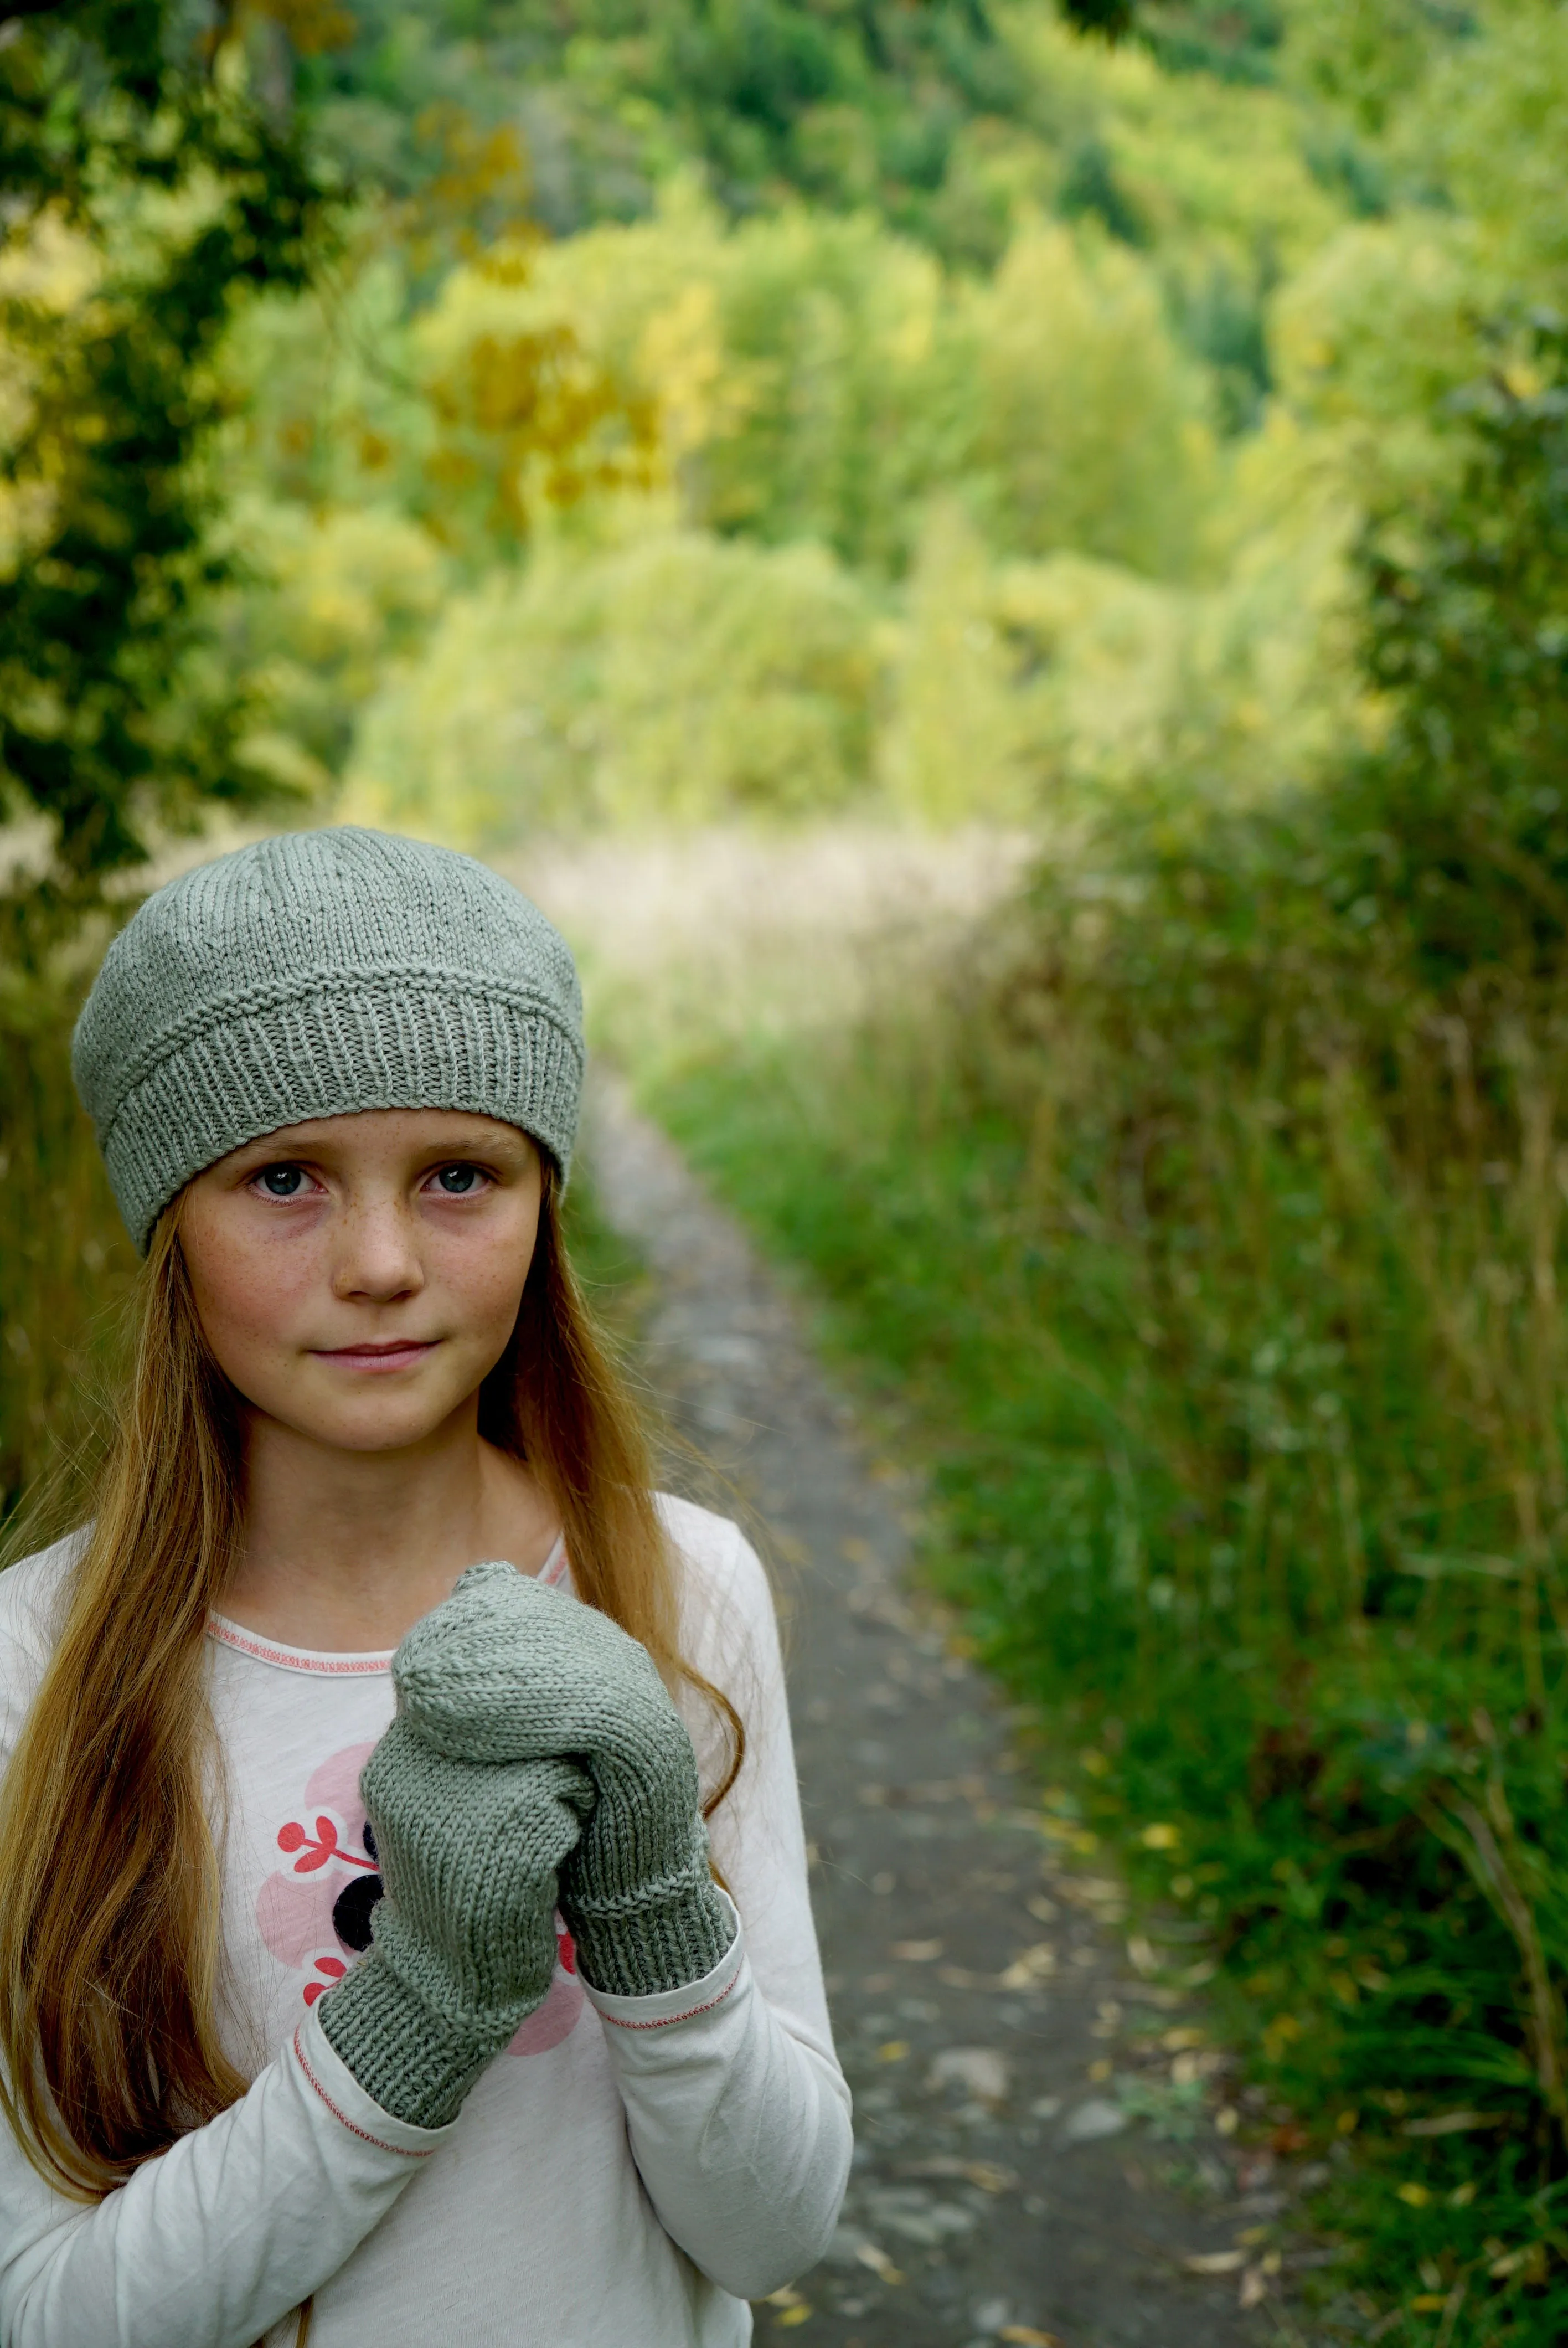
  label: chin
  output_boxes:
[282,1403,457,1455]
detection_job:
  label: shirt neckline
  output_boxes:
[207,1536,570,1676]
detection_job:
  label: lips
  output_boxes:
[312,1340,438,1371]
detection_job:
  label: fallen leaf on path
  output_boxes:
[890,1939,943,1961]
[854,2242,904,2285]
[1000,1942,1056,1987]
[774,2308,813,2329]
[875,2040,909,2063]
[1239,2265,1270,2310]
[898,2156,1018,2193]
[1183,2250,1247,2274]
[999,2329,1063,2346]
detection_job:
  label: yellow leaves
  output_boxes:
[765,2285,813,2325]
[1261,2013,1302,2059]
[999,1943,1057,1989]
[1141,1822,1181,1850]
[401,109,535,270]
[1397,2182,1431,2207]
[854,2242,904,2285]
[638,281,752,468]
[875,2040,909,2063]
[421,320,660,551]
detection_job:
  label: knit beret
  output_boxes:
[72,828,585,1253]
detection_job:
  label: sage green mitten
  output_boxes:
[317,1721,593,2128]
[393,1562,736,2001]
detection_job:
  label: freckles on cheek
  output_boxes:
[189,1228,316,1358]
[441,1236,533,1347]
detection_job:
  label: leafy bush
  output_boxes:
[344,528,880,840]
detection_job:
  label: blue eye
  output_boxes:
[259,1166,305,1197]
[435,1165,481,1194]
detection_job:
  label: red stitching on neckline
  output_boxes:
[208,1619,391,1674]
[597,1965,742,2031]
[292,2025,436,2156]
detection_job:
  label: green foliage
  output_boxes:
[0,967,136,1523]
[1347,316,1568,987]
[345,528,879,839]
[0,0,334,944]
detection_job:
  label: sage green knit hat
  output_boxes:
[72,828,585,1253]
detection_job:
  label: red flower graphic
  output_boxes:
[277,1814,377,1874]
[303,1956,348,2008]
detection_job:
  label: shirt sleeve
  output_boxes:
[584,1905,852,2300]
[0,2012,451,2348]
[585,1507,853,2297]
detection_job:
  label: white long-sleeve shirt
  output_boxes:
[0,1497,851,2347]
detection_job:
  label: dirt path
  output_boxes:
[585,1073,1307,2348]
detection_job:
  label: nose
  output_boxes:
[330,1192,425,1305]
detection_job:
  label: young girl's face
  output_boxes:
[179,1109,543,1456]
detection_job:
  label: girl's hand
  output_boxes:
[391,1562,735,1999]
[317,1723,594,2128]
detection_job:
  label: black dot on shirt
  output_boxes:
[333,1872,383,1953]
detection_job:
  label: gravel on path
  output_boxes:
[585,1072,1307,2348]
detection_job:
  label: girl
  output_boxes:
[0,827,851,2346]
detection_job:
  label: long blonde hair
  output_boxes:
[0,1168,739,2199]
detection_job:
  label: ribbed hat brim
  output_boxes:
[105,974,584,1253]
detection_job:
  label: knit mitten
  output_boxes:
[393,1562,736,2001]
[317,1721,594,2128]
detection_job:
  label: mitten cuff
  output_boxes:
[566,1848,737,1999]
[317,1952,515,2131]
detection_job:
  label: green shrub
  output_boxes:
[0,961,136,1530]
